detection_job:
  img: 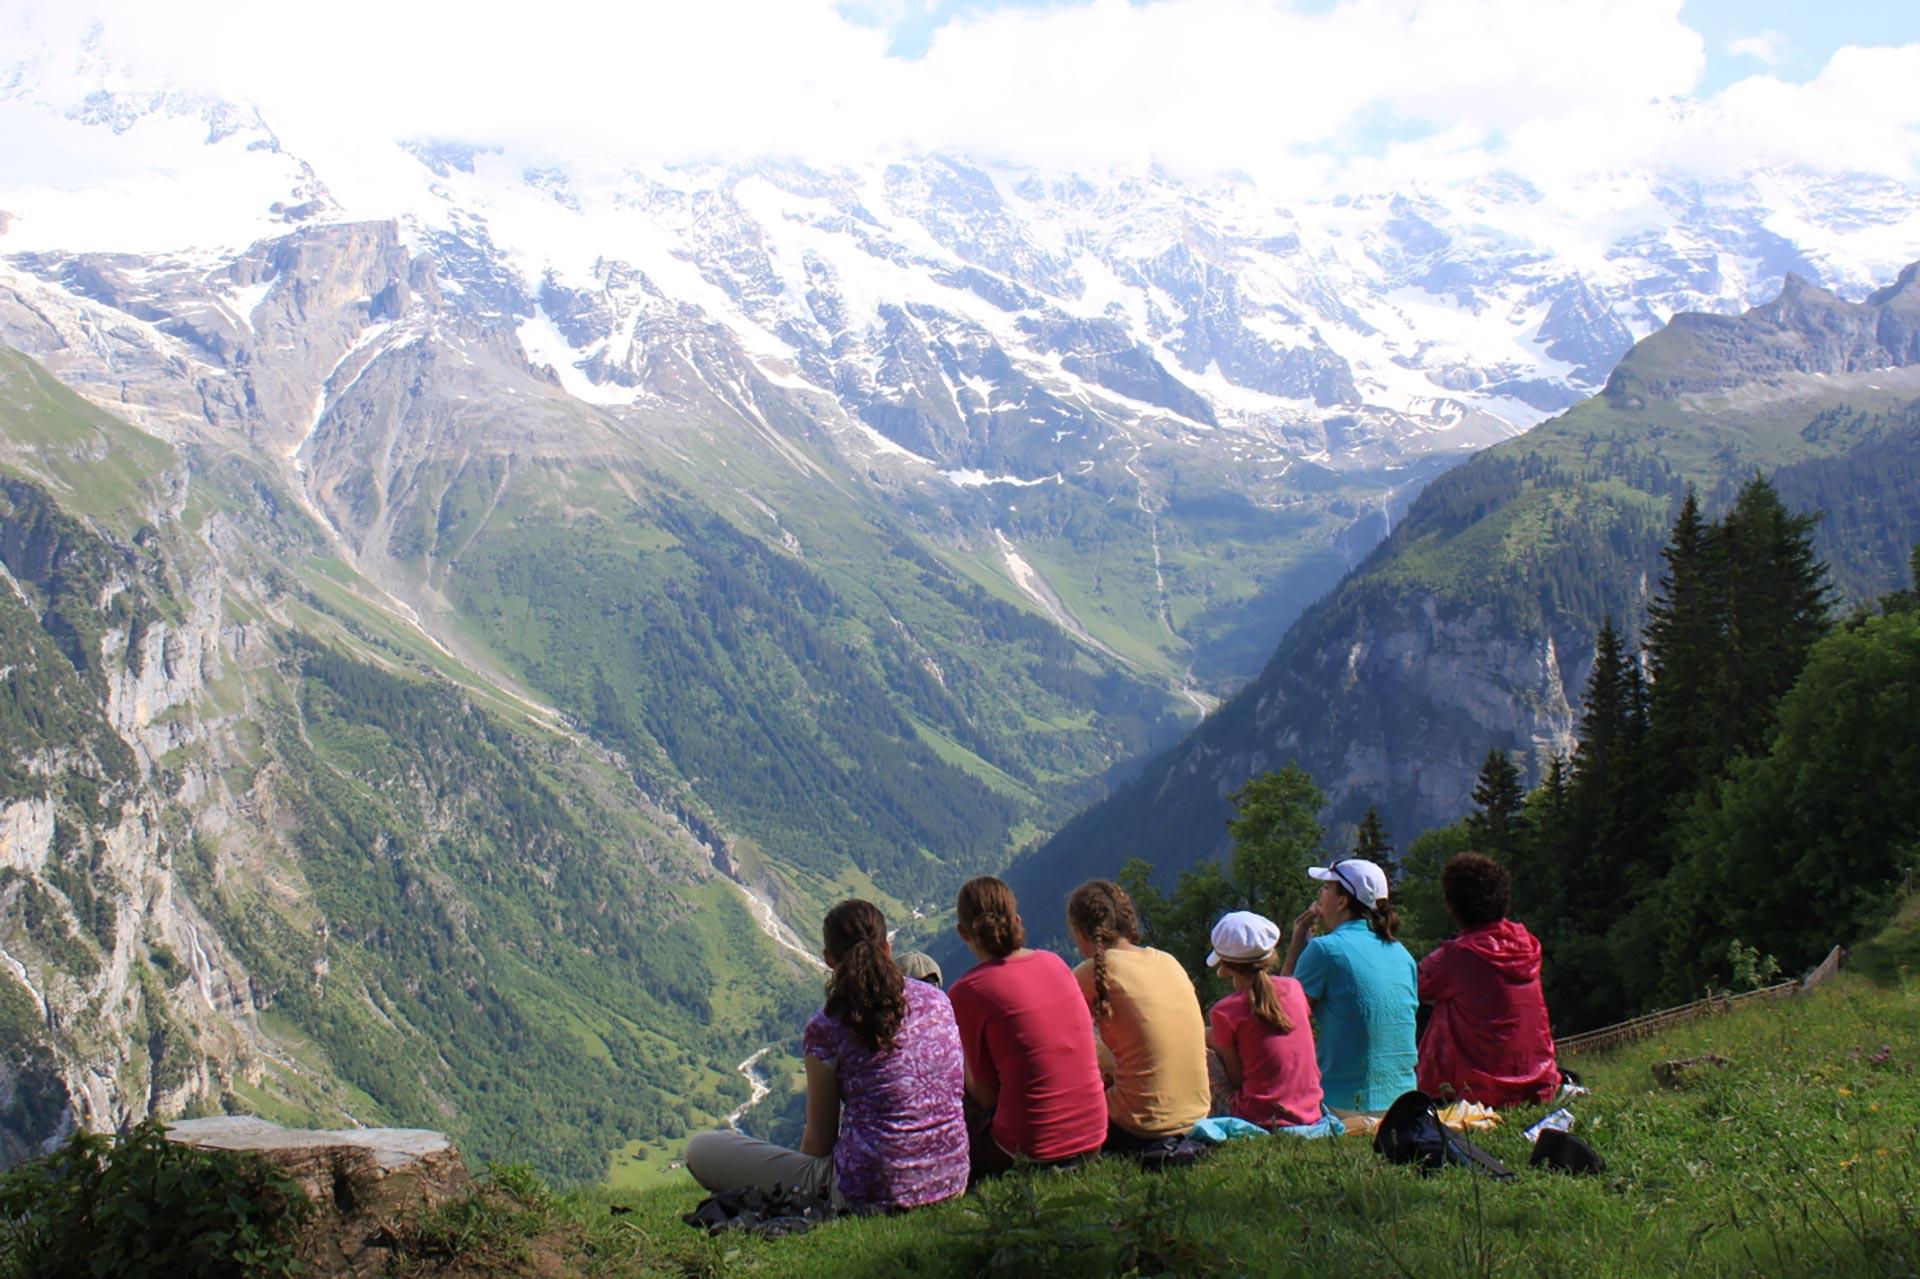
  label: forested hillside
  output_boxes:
[1011,268,1920,921]
[0,349,814,1181]
[1061,476,1917,1045]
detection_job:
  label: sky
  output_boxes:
[3,0,1917,195]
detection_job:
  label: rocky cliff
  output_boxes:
[0,348,817,1181]
[1014,266,1920,905]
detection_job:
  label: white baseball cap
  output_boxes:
[1308,858,1390,909]
[1207,910,1281,967]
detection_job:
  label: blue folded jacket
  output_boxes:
[1190,1110,1346,1142]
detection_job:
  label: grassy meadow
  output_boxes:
[386,967,1920,1278]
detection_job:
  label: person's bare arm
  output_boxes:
[1281,902,1320,977]
[1213,1036,1244,1090]
[1094,1030,1117,1087]
[965,1065,1000,1111]
[798,1056,840,1158]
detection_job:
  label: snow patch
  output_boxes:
[515,307,644,406]
[850,419,936,466]
[218,276,274,332]
[942,469,1062,488]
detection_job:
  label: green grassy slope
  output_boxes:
[398,374,1436,933]
[0,348,819,1184]
[390,969,1920,1278]
[0,347,176,526]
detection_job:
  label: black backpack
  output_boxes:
[1529,1127,1606,1176]
[1131,1135,1215,1174]
[1373,1091,1516,1182]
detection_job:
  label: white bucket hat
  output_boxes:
[1206,910,1281,967]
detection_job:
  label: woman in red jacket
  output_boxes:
[1416,852,1560,1106]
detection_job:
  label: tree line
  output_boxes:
[1124,476,1920,1031]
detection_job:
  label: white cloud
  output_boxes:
[0,0,1914,199]
[1727,32,1787,65]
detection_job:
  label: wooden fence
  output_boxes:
[1558,944,1845,1057]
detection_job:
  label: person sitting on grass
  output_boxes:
[1067,879,1210,1152]
[898,951,944,987]
[947,876,1108,1183]
[1283,858,1417,1120]
[684,899,967,1211]
[1204,910,1324,1129]
[1416,851,1560,1106]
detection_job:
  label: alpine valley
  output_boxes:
[2,38,1918,1180]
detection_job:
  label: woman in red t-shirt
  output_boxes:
[1205,910,1324,1129]
[947,876,1109,1182]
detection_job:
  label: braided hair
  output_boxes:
[956,876,1025,958]
[1067,880,1140,1019]
[821,899,906,1053]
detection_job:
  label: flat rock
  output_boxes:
[166,1116,473,1279]
[167,1116,453,1170]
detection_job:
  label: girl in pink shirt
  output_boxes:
[1205,910,1323,1129]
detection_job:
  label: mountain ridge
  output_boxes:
[1010,265,1920,914]
[3,38,1920,1177]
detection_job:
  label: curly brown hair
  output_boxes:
[956,876,1025,958]
[822,899,906,1053]
[1067,880,1140,1019]
[1440,852,1511,930]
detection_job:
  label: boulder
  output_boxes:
[166,1116,472,1278]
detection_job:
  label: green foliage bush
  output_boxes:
[1122,765,1327,986]
[0,1119,310,1279]
[391,1162,555,1276]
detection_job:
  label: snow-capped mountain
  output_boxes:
[3,31,1919,1173]
[6,43,1918,480]
[3,41,1918,711]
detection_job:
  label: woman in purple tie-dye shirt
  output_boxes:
[686,899,968,1210]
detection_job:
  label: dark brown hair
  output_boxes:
[1440,852,1511,930]
[956,876,1025,958]
[1330,885,1402,943]
[1218,953,1292,1032]
[1067,880,1140,1019]
[822,899,906,1054]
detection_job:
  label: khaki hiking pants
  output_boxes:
[684,1129,842,1206]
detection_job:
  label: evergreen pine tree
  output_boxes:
[1466,747,1527,861]
[1881,542,1920,615]
[1644,488,1722,811]
[1352,804,1391,864]
[1557,619,1653,1025]
[1509,753,1569,927]
[1713,476,1832,761]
